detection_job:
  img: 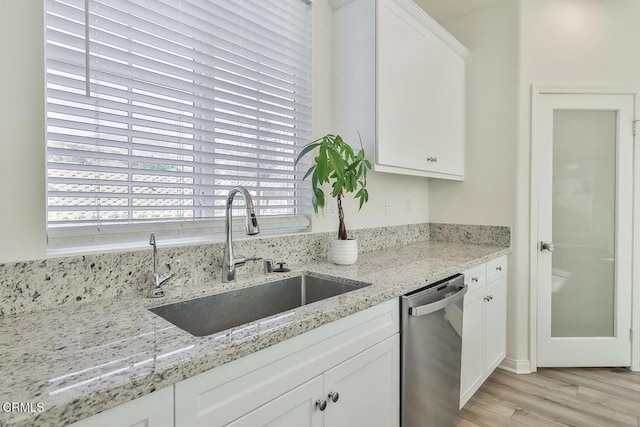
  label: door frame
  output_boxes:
[529,85,640,372]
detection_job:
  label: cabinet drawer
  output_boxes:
[463,264,486,295]
[486,256,507,283]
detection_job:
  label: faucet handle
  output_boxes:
[233,255,261,268]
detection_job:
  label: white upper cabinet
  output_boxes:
[332,0,469,180]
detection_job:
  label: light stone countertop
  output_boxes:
[0,240,510,426]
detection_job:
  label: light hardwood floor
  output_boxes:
[458,368,640,427]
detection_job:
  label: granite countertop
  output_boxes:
[0,240,509,426]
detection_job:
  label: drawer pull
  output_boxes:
[484,295,493,302]
[496,266,502,272]
[471,277,479,283]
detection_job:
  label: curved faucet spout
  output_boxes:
[223,186,261,282]
[226,186,260,236]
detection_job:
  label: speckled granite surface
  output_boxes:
[430,223,511,247]
[0,223,434,317]
[0,239,509,426]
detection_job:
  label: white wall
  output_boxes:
[0,0,430,263]
[515,0,640,364]
[0,2,47,263]
[428,1,520,359]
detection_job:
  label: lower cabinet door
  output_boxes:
[323,334,399,427]
[67,386,173,427]
[460,292,484,408]
[484,276,507,374]
[227,376,324,427]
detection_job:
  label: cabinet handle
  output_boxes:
[316,399,327,411]
[484,295,494,302]
[472,277,479,283]
[328,391,340,403]
[427,156,438,163]
[496,266,502,271]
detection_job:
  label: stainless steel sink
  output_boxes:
[149,274,370,337]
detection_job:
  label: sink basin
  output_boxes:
[149,274,370,337]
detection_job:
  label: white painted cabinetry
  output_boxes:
[174,300,399,427]
[67,386,173,427]
[332,0,468,180]
[229,335,399,427]
[323,335,399,427]
[460,256,507,408]
[226,377,324,427]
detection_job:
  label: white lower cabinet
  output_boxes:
[323,335,399,427]
[174,299,399,427]
[227,377,324,427]
[483,277,507,374]
[227,335,399,427]
[460,256,507,408]
[67,386,173,427]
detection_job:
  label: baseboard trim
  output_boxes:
[499,357,532,374]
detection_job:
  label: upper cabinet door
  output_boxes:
[377,0,431,172]
[426,35,465,177]
[332,0,468,180]
[376,0,467,179]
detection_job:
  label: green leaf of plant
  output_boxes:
[295,142,321,165]
[349,173,357,191]
[327,148,344,180]
[331,180,343,197]
[316,190,325,209]
[316,156,328,184]
[302,165,316,181]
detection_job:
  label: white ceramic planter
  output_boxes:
[330,239,358,265]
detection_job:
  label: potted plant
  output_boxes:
[296,134,372,265]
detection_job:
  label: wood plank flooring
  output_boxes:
[458,368,640,427]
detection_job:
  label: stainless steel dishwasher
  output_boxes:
[401,274,467,427]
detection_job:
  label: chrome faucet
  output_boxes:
[149,232,174,298]
[222,186,261,282]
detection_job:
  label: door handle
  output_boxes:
[540,241,555,252]
[409,286,468,317]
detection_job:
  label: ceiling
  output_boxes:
[412,0,506,24]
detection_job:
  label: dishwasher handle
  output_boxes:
[409,285,468,317]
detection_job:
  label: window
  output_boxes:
[45,0,312,250]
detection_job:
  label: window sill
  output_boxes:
[47,216,311,258]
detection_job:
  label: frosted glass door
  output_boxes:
[551,110,616,338]
[536,93,633,367]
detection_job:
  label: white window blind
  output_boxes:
[45,0,312,247]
